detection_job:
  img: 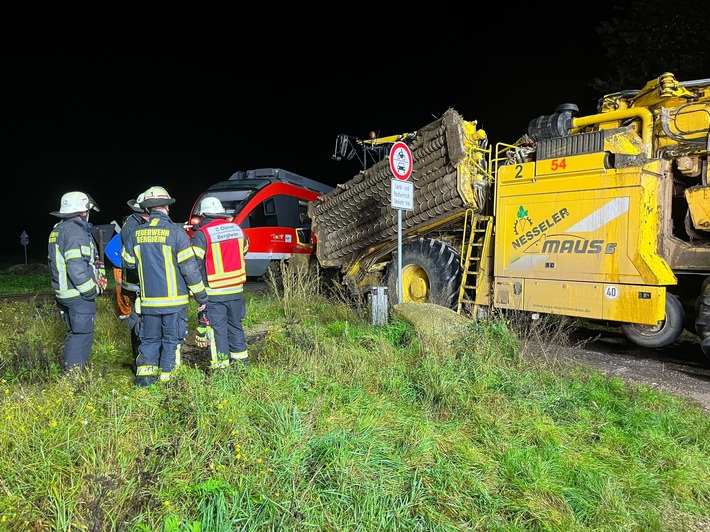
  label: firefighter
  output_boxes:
[48,191,107,375]
[116,192,149,362]
[122,186,208,386]
[191,197,250,368]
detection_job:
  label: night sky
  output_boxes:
[5,12,620,262]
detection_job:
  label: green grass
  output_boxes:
[0,261,708,530]
[0,263,116,295]
[0,264,53,294]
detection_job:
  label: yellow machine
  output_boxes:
[310,73,710,354]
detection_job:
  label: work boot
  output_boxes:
[229,351,248,367]
[210,359,230,370]
[61,364,85,378]
[135,375,158,387]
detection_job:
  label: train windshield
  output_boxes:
[199,190,254,217]
[192,179,273,218]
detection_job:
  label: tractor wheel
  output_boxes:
[620,293,685,348]
[385,238,461,309]
[694,276,710,360]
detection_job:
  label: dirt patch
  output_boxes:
[180,325,271,370]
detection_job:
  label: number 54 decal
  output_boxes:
[550,159,567,171]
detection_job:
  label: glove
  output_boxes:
[94,260,108,293]
[195,309,210,348]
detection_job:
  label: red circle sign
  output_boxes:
[389,141,413,181]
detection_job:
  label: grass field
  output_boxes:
[0,261,708,530]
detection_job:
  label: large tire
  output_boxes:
[620,293,685,348]
[694,276,710,360]
[385,238,461,309]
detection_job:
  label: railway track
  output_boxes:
[0,281,269,305]
[0,291,74,305]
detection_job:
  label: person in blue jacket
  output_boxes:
[48,191,106,375]
[122,186,208,386]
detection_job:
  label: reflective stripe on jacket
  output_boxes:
[120,213,147,294]
[48,217,100,302]
[191,218,247,298]
[122,210,207,314]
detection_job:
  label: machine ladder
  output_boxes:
[457,214,493,315]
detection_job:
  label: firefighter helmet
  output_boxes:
[197,197,229,218]
[127,192,147,213]
[50,191,100,218]
[140,186,175,208]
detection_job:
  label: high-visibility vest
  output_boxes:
[195,219,247,296]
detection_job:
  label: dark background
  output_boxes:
[4,2,708,263]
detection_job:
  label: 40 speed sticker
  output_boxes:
[605,285,620,300]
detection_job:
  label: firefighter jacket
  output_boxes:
[122,210,208,314]
[120,212,148,294]
[48,216,101,303]
[191,217,247,300]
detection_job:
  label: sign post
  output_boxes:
[389,141,413,304]
[20,231,29,265]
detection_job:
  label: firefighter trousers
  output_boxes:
[208,295,247,364]
[57,297,96,374]
[135,310,187,386]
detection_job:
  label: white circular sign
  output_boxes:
[389,141,413,181]
[605,285,620,300]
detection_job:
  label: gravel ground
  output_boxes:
[547,325,710,413]
[394,302,710,413]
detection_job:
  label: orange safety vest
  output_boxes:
[198,219,247,296]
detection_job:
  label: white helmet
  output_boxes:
[127,192,147,213]
[197,197,229,217]
[140,186,175,208]
[51,191,100,218]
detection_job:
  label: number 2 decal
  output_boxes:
[514,165,523,179]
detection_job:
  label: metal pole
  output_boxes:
[99,229,106,264]
[397,208,403,304]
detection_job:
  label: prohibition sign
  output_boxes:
[389,141,413,181]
